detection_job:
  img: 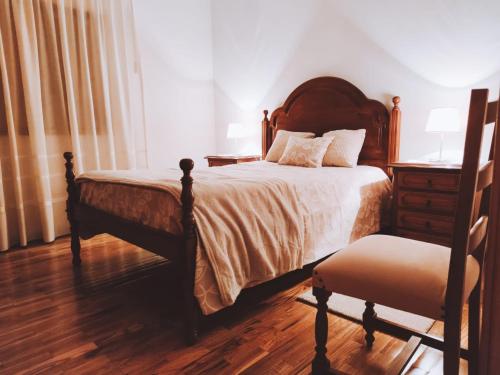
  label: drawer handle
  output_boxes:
[425,221,432,229]
[426,199,432,208]
[427,179,433,187]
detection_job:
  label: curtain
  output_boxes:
[0,0,148,251]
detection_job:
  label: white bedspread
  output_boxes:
[78,161,391,314]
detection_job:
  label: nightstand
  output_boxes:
[204,155,261,167]
[389,162,461,246]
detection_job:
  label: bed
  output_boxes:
[63,76,402,344]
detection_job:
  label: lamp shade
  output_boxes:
[226,123,248,139]
[425,107,460,133]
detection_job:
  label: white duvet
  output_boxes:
[78,161,392,314]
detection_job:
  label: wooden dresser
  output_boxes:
[389,162,461,246]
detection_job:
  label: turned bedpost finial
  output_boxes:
[63,152,74,177]
[392,96,400,108]
[63,151,73,162]
[64,151,76,198]
[387,96,402,175]
[179,158,195,236]
[180,158,194,173]
[262,110,271,159]
[262,110,270,129]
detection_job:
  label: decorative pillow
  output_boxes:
[265,130,315,162]
[322,129,366,167]
[278,136,332,168]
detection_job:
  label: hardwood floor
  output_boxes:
[0,235,468,374]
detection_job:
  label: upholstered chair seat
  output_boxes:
[312,234,480,320]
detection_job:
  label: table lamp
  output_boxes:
[425,107,460,162]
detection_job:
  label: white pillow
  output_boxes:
[278,136,332,168]
[322,129,366,167]
[265,130,315,162]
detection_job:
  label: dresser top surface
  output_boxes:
[389,162,462,172]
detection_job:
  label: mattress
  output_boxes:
[78,161,392,314]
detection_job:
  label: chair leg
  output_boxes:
[443,317,462,375]
[468,284,480,375]
[312,287,332,375]
[362,301,377,348]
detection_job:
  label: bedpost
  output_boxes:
[388,96,401,177]
[179,158,199,345]
[63,152,81,266]
[262,109,271,159]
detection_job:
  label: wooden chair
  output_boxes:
[311,88,499,375]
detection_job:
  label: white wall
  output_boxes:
[133,0,216,169]
[212,0,500,162]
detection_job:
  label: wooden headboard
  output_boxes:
[262,77,401,176]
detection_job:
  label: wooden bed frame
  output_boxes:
[63,76,401,345]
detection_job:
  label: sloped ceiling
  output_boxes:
[333,0,500,87]
[212,0,317,110]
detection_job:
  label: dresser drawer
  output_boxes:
[398,171,460,192]
[397,210,454,236]
[396,229,452,247]
[398,191,458,215]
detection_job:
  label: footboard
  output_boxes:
[63,152,200,344]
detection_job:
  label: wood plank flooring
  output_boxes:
[0,235,468,374]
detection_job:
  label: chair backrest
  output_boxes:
[479,93,500,375]
[445,89,500,314]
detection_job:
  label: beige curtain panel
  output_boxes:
[0,0,148,251]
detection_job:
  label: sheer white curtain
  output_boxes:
[0,0,148,251]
